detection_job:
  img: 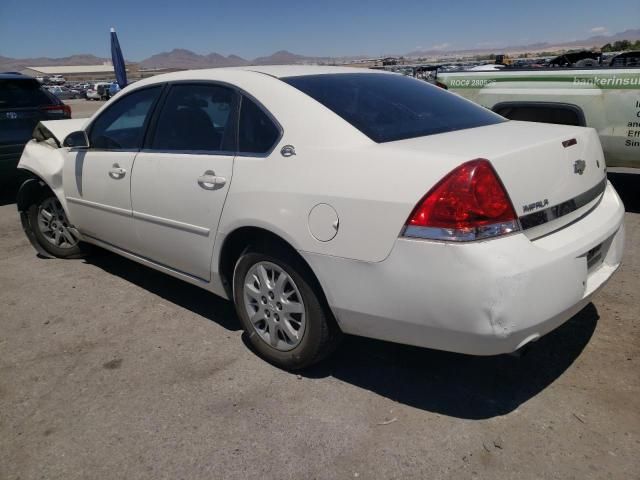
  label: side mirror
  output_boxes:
[63,130,89,148]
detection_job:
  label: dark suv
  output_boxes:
[1,73,71,186]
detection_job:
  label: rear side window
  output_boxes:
[89,86,161,150]
[0,79,54,108]
[238,96,280,154]
[283,73,505,143]
[151,84,237,152]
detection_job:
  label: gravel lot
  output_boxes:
[67,98,106,118]
[0,164,638,478]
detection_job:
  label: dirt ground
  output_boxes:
[66,98,106,119]
[0,175,638,480]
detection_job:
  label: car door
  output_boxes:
[63,85,162,250]
[130,83,239,280]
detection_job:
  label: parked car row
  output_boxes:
[42,81,122,101]
[36,74,66,84]
[46,85,84,100]
[86,82,121,100]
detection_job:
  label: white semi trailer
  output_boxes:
[437,67,640,171]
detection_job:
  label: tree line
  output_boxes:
[601,40,640,52]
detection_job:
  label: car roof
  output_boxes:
[136,65,387,86]
[126,65,395,100]
[231,65,383,78]
[126,65,390,91]
[88,65,398,146]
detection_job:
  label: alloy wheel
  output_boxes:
[243,261,306,351]
[36,198,79,249]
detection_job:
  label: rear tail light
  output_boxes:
[40,104,71,117]
[403,159,520,241]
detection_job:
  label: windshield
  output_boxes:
[283,73,505,143]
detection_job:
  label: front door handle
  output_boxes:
[197,170,226,190]
[108,164,126,179]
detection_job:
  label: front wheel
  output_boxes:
[233,249,341,370]
[27,193,84,258]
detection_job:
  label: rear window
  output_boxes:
[283,73,505,143]
[0,79,55,109]
[239,96,280,154]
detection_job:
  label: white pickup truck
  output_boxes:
[437,67,640,171]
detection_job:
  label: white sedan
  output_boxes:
[16,66,625,369]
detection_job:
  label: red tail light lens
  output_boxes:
[404,159,520,241]
[41,104,71,117]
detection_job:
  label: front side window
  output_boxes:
[238,96,280,154]
[151,84,236,152]
[89,86,161,150]
[283,73,505,143]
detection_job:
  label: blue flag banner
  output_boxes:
[110,27,128,88]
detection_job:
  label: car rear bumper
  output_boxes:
[302,181,625,355]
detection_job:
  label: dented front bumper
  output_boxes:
[302,181,625,355]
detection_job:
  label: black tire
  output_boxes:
[26,192,84,258]
[233,248,341,370]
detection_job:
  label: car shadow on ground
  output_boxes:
[304,303,599,419]
[84,252,241,332]
[86,249,598,419]
[608,173,639,214]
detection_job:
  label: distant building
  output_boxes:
[19,63,137,82]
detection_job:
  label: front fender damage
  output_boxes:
[18,139,69,214]
[17,138,72,258]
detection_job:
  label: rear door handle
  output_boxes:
[108,164,126,179]
[197,170,226,190]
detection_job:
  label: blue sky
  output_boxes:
[0,0,638,60]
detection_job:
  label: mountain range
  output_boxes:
[1,28,638,71]
[0,54,110,72]
[0,49,336,71]
[136,49,339,69]
[406,28,640,57]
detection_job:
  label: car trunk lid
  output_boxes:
[386,120,607,239]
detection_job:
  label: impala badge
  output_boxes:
[573,159,586,175]
[523,198,549,213]
[6,112,17,119]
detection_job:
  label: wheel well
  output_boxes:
[15,175,60,258]
[218,227,331,311]
[16,175,52,212]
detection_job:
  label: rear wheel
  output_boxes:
[233,249,340,370]
[27,193,83,258]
